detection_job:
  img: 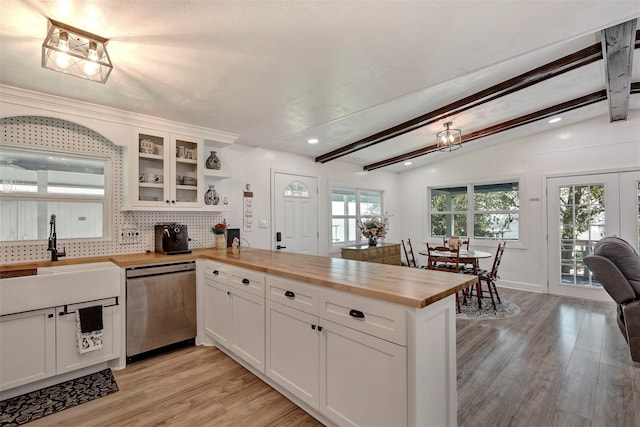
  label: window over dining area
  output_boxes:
[430,181,519,241]
[0,147,108,242]
[331,187,383,246]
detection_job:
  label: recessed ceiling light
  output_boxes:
[403,161,412,166]
[307,138,319,144]
[548,117,562,124]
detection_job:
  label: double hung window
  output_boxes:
[430,181,519,240]
[331,188,383,246]
[0,147,108,242]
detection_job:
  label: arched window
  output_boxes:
[283,180,310,198]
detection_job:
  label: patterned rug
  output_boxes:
[457,297,521,320]
[0,369,118,426]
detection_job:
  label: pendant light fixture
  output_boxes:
[436,122,462,152]
[42,19,112,84]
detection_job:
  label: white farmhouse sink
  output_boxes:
[0,262,121,316]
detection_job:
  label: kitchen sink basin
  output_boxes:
[1,262,121,316]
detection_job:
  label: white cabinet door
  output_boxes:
[230,288,265,373]
[0,308,56,391]
[266,301,320,409]
[204,279,231,347]
[55,301,121,375]
[320,319,407,427]
[129,129,203,210]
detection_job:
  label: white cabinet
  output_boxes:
[265,275,406,426]
[126,129,203,210]
[0,298,121,392]
[55,299,121,375]
[203,262,266,373]
[266,300,320,409]
[320,319,407,427]
[0,308,56,391]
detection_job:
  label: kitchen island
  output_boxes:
[1,247,475,426]
[196,247,475,427]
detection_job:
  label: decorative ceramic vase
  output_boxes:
[368,237,377,246]
[206,151,221,170]
[215,234,226,249]
[204,185,219,205]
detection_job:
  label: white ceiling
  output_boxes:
[1,1,639,172]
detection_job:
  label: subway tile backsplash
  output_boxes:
[1,116,224,264]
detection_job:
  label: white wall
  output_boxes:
[396,113,640,293]
[0,86,400,263]
[217,144,400,255]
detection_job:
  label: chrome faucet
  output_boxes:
[47,214,66,262]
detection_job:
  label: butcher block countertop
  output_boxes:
[1,247,476,309]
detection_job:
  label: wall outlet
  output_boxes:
[119,225,141,244]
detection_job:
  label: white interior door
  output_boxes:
[273,172,318,255]
[547,172,638,301]
[620,171,640,249]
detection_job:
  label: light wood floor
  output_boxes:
[29,288,639,427]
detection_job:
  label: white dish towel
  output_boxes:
[76,308,104,354]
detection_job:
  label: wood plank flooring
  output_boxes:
[26,288,640,426]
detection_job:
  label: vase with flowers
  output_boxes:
[358,217,388,246]
[211,220,227,249]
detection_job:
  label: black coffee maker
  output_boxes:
[155,224,192,255]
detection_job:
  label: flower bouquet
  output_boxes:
[358,217,388,246]
[211,220,227,249]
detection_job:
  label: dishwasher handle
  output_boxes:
[126,261,196,278]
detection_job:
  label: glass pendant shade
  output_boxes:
[436,122,462,152]
[42,19,112,84]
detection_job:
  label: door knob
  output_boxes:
[276,245,287,250]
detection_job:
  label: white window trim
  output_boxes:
[0,147,112,243]
[331,186,385,248]
[427,179,521,248]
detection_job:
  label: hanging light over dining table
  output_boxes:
[436,121,462,152]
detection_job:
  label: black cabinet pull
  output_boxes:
[284,290,295,298]
[311,324,316,330]
[318,326,323,332]
[242,278,250,284]
[48,313,54,318]
[59,311,65,316]
[227,291,230,296]
[349,309,365,319]
[213,270,219,275]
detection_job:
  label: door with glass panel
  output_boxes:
[273,172,318,255]
[547,172,639,301]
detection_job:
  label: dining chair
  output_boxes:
[474,241,506,311]
[443,237,470,251]
[427,245,464,312]
[401,239,418,268]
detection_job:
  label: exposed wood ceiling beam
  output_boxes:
[363,91,607,171]
[315,43,603,164]
[602,19,638,122]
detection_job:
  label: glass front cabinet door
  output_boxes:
[129,129,203,210]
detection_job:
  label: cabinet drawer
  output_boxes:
[361,248,380,260]
[203,261,231,284]
[319,288,406,346]
[382,244,400,256]
[383,255,401,265]
[266,276,319,316]
[228,265,265,297]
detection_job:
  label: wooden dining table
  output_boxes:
[418,248,492,274]
[419,248,493,309]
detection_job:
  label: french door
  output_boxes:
[547,171,639,301]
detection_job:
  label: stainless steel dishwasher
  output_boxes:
[126,261,196,363]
